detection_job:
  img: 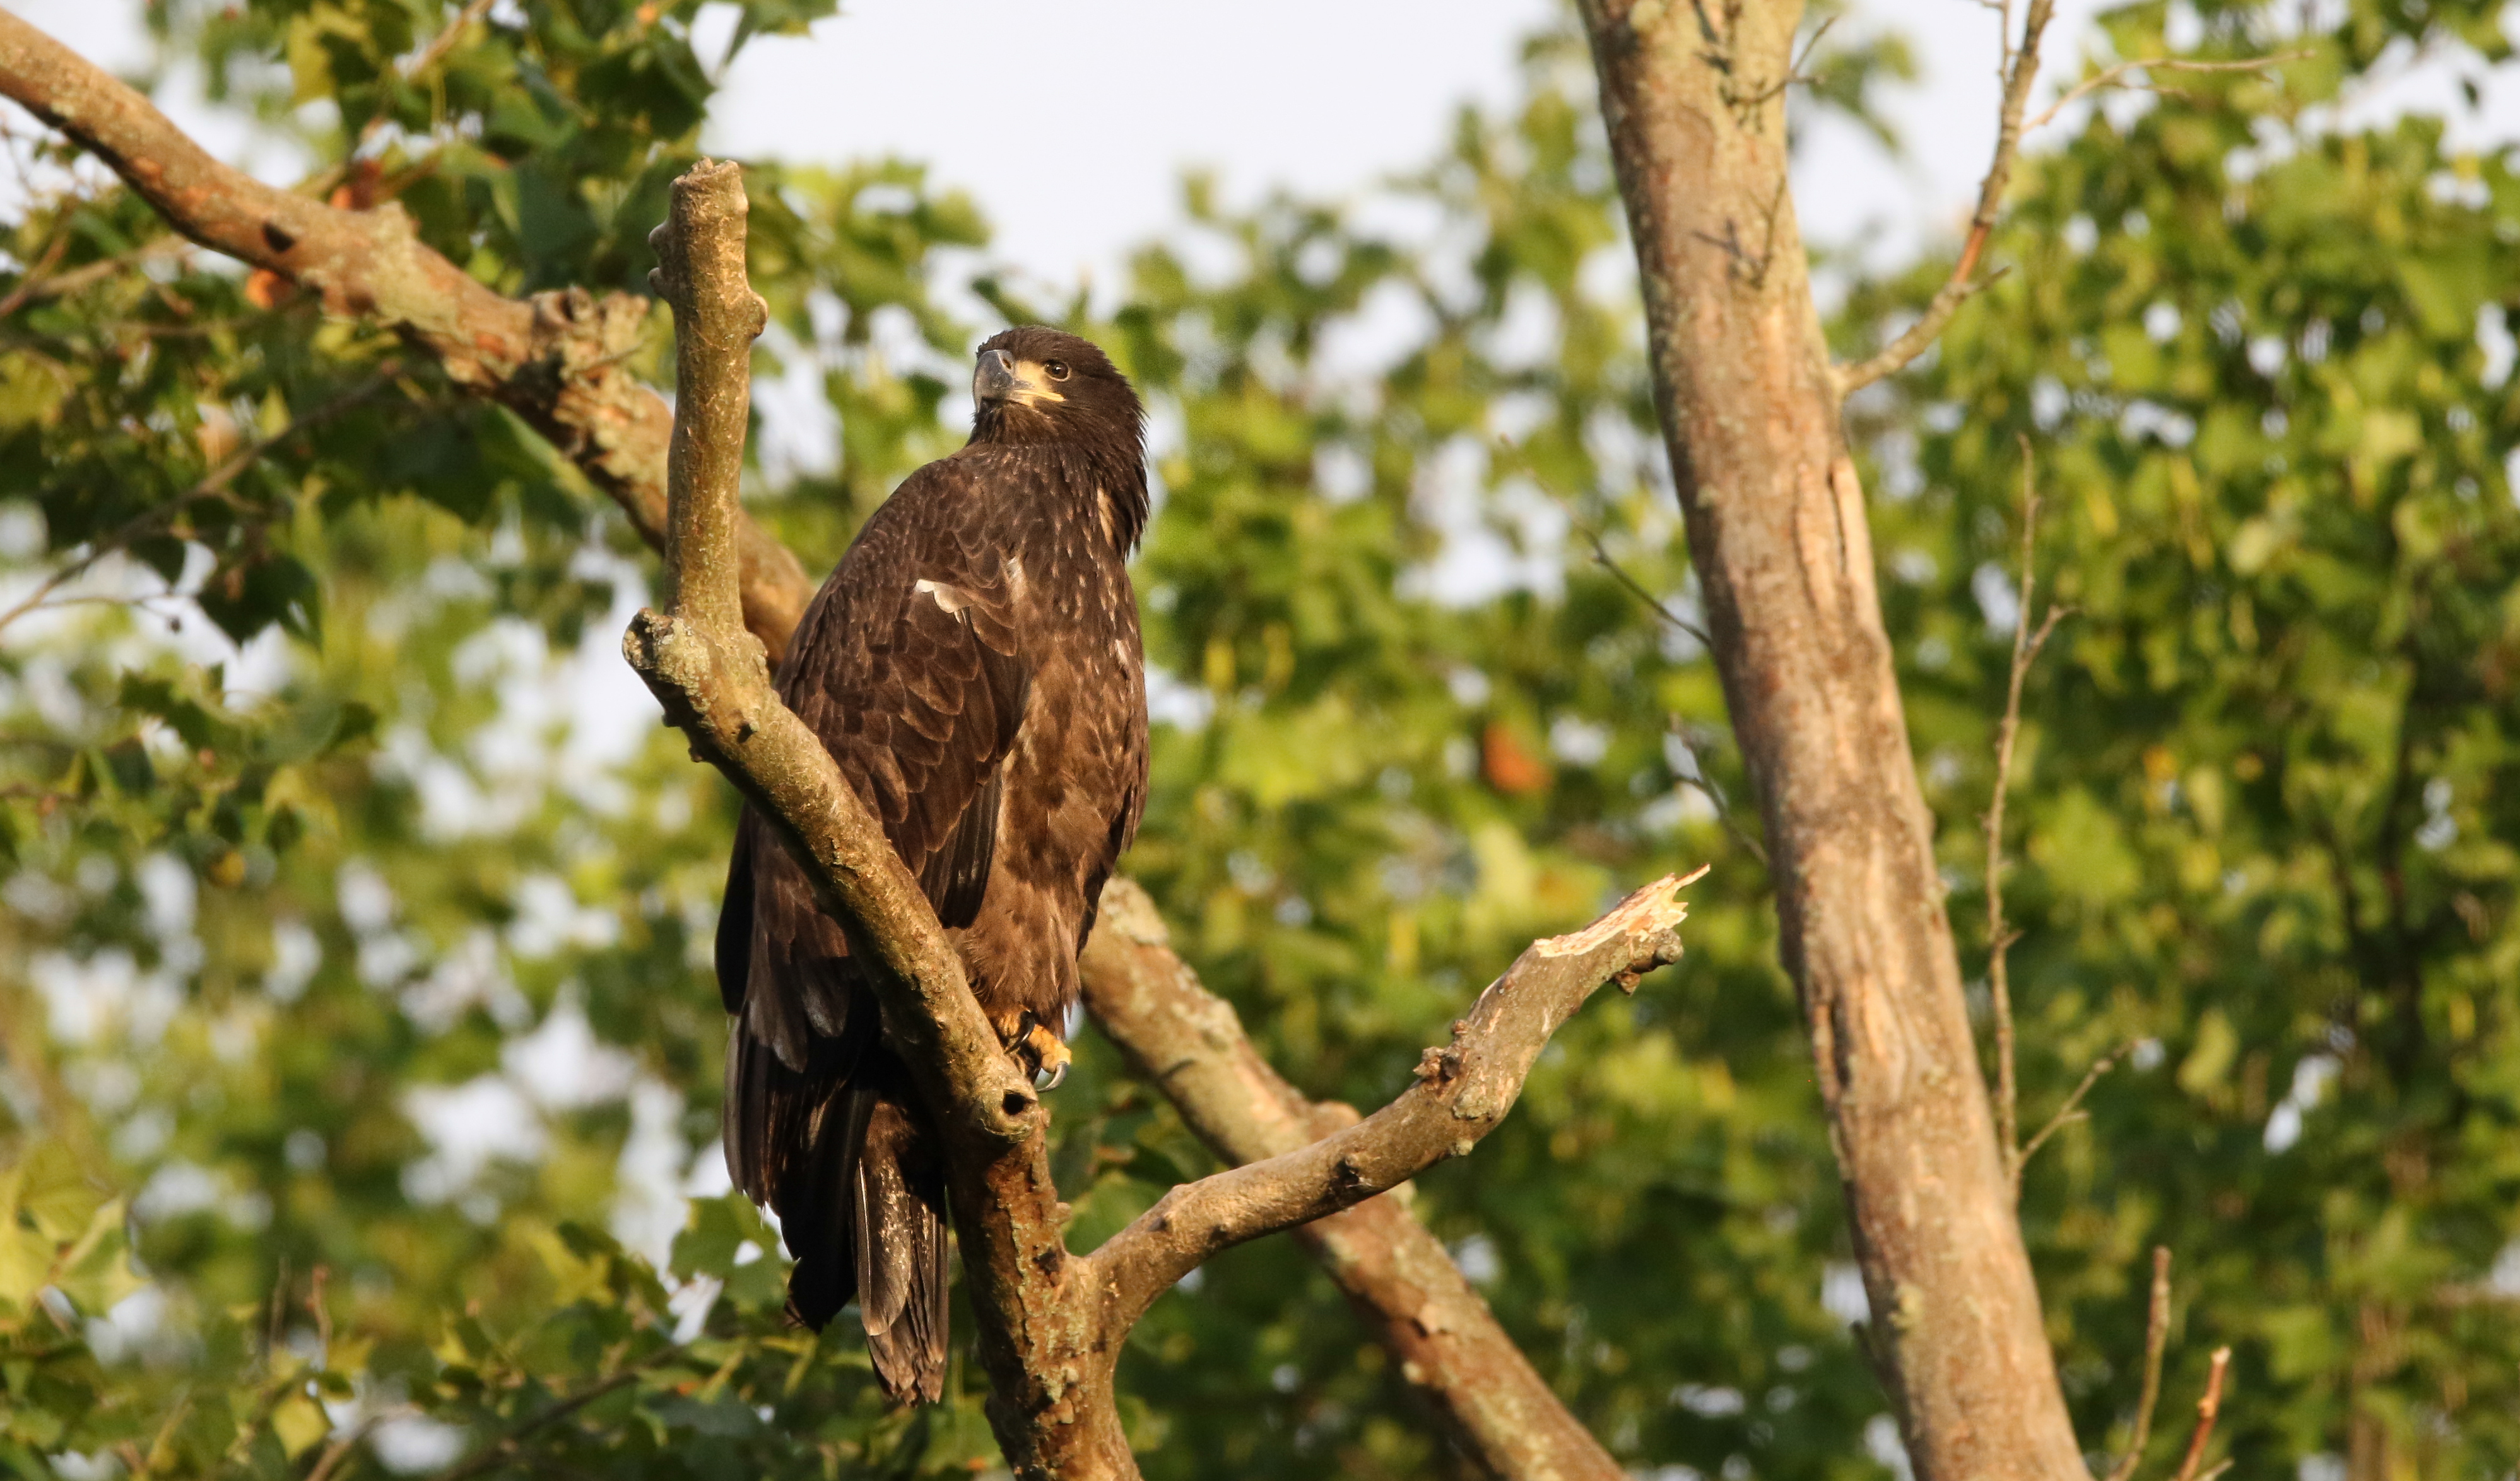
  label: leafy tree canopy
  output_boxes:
[1,0,2515,1475]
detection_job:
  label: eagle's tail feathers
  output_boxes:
[855,1094,950,1405]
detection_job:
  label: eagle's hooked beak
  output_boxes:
[975,347,1020,404]
[975,348,1064,408]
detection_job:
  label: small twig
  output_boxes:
[2104,1247,2174,1481]
[1666,718,1769,868]
[424,1343,690,1481]
[1988,438,2070,1189]
[303,1403,419,1481]
[1582,525,1712,647]
[1726,13,1836,111]
[2172,1347,2233,1481]
[1571,530,1763,863]
[2015,1039,2128,1173]
[1680,773,1769,867]
[401,0,498,85]
[0,226,69,319]
[1834,0,2055,394]
[2023,52,2307,132]
[307,1263,332,1353]
[3,236,192,308]
[264,1255,291,1362]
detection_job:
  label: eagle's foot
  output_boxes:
[1015,1018,1071,1092]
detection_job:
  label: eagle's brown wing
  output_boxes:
[714,454,1028,1403]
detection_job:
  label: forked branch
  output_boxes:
[1085,881,1628,1481]
[1086,868,1705,1337]
[621,159,1033,1148]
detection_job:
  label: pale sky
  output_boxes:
[11,0,2140,284]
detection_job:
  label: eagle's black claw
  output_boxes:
[1017,1020,1072,1092]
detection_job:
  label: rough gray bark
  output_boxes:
[1570,4,2087,1478]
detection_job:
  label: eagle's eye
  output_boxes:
[1044,360,1071,382]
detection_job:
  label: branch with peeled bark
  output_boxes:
[0,8,813,663]
[625,160,1705,1480]
[1081,881,1631,1481]
[1086,870,1700,1338]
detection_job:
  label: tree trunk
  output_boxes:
[1572,4,2085,1478]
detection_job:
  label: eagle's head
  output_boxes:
[969,326,1143,453]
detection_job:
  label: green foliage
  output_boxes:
[3,0,2517,1475]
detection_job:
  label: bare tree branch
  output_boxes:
[0,9,815,662]
[1835,0,2055,394]
[2172,1347,2234,1481]
[2022,52,2306,133]
[2104,1247,2175,1481]
[1087,870,1702,1337]
[2014,1039,2126,1174]
[1987,438,2071,1190]
[1081,881,1630,1481]
[621,163,1109,1477]
[1582,524,1714,648]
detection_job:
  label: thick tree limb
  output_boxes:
[0,9,814,662]
[1575,2,2086,1477]
[620,163,1095,1477]
[1082,880,1634,1481]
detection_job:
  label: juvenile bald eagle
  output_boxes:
[715,327,1148,1403]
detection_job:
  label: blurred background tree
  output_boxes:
[0,0,2515,1477]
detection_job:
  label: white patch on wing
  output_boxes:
[1004,556,1028,595]
[914,578,972,613]
[1096,489,1114,542]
